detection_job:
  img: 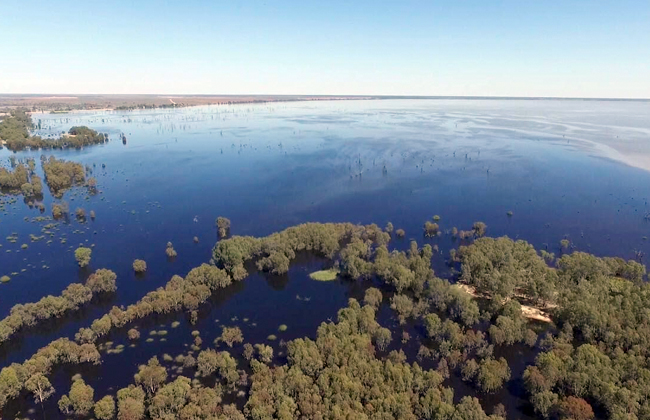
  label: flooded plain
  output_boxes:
[1,99,649,418]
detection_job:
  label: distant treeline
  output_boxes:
[115,103,177,111]
[0,110,107,151]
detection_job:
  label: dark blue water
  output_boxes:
[1,99,649,418]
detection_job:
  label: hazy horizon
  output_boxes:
[1,94,649,101]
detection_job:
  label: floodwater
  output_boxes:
[1,99,649,418]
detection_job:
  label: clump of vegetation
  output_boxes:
[74,246,92,267]
[309,268,339,281]
[219,326,243,348]
[132,259,147,273]
[127,329,140,340]
[87,177,98,193]
[90,210,96,220]
[424,221,440,237]
[385,222,394,233]
[255,343,273,363]
[278,324,288,332]
[216,216,231,238]
[472,221,487,237]
[0,164,29,191]
[433,215,441,221]
[58,377,95,416]
[52,202,68,219]
[75,207,86,220]
[0,275,10,283]
[363,287,383,308]
[396,228,405,237]
[164,242,177,258]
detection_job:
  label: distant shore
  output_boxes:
[0,94,378,113]
[1,94,648,114]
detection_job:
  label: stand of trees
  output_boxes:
[0,162,42,199]
[42,156,86,197]
[245,299,504,419]
[523,252,650,419]
[212,222,390,280]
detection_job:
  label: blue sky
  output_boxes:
[1,0,649,97]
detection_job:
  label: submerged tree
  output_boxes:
[75,247,92,267]
[219,326,244,348]
[134,357,167,396]
[94,395,116,420]
[132,259,147,273]
[25,373,54,407]
[216,216,231,238]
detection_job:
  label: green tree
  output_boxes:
[68,378,95,416]
[219,326,243,347]
[132,259,147,273]
[94,395,116,420]
[85,268,117,293]
[531,391,559,419]
[117,385,146,420]
[25,373,54,405]
[134,357,167,395]
[476,358,511,393]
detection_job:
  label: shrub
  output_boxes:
[132,259,147,273]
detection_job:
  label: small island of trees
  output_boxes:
[0,110,107,151]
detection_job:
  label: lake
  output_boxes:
[1,99,649,418]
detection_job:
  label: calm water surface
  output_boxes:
[1,99,649,418]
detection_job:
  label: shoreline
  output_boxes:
[0,94,378,113]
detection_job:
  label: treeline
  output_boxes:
[0,337,101,409]
[0,269,117,345]
[0,109,32,148]
[0,109,107,151]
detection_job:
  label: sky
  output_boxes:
[1,0,649,98]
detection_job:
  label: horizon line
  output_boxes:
[1,93,649,102]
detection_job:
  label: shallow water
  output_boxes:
[1,99,649,418]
